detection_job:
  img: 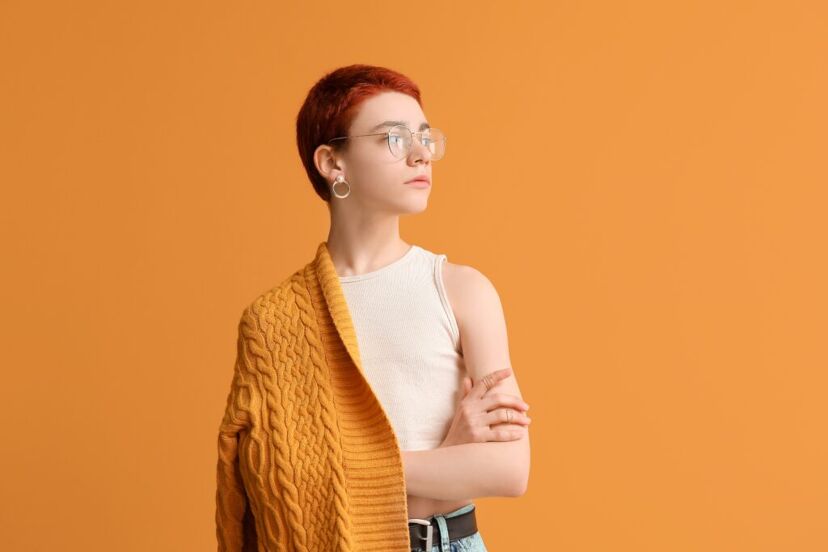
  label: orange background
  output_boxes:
[2,1,826,550]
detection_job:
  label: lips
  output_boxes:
[405,176,431,185]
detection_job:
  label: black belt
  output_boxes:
[408,506,477,551]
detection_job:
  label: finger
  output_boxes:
[471,368,513,399]
[487,425,527,442]
[482,393,530,412]
[463,376,472,396]
[484,408,532,427]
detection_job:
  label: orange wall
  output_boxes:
[1,1,826,550]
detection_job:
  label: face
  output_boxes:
[315,91,434,215]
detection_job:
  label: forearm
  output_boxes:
[401,438,529,501]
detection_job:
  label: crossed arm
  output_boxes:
[402,264,530,500]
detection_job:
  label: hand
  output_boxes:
[439,368,531,448]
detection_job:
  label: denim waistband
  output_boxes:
[409,503,477,552]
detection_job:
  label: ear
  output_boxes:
[314,144,343,183]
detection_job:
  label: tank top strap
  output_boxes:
[432,252,461,351]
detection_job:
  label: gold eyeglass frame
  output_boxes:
[326,124,447,160]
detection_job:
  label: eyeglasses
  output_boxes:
[327,124,446,161]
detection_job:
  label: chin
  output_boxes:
[395,197,429,215]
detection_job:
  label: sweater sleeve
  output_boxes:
[216,307,261,552]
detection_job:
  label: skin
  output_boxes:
[313,91,530,520]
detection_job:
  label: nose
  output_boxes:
[408,136,432,165]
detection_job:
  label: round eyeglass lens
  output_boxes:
[387,126,446,160]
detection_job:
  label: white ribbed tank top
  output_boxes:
[338,244,466,451]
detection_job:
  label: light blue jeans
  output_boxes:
[410,503,489,552]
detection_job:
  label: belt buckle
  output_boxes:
[409,518,433,551]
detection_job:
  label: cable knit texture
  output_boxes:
[216,241,411,551]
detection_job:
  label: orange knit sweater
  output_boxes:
[215,241,412,551]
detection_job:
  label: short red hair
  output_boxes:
[295,64,423,202]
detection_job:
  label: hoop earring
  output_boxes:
[332,175,351,199]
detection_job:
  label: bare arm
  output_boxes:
[402,438,527,500]
[401,263,531,500]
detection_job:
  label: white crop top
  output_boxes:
[338,244,467,451]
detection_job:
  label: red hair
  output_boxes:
[295,64,423,202]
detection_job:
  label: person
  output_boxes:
[298,64,531,552]
[216,64,531,552]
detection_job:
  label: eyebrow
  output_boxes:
[369,120,431,132]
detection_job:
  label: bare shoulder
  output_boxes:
[440,260,501,332]
[440,260,521,398]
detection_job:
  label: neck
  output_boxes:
[326,207,409,277]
